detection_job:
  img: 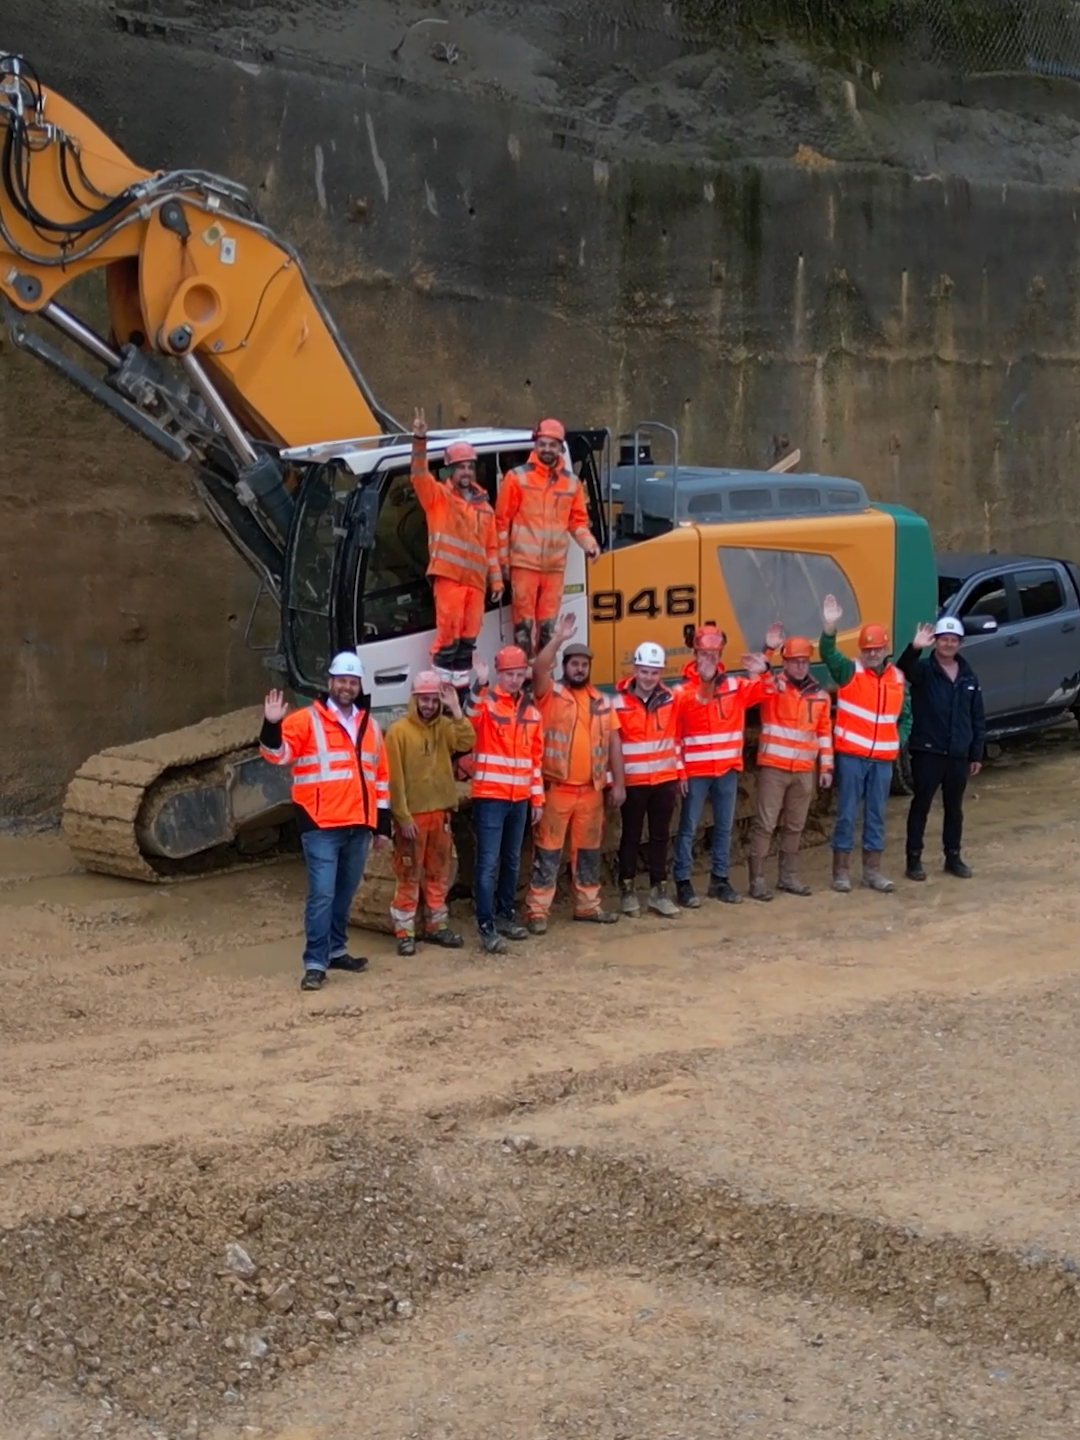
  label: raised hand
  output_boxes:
[439,682,463,717]
[263,689,289,723]
[412,406,427,438]
[743,652,768,676]
[822,594,843,632]
[914,622,936,649]
[555,611,577,644]
[472,659,490,689]
[764,621,785,651]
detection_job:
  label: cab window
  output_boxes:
[959,576,1011,625]
[1015,567,1064,619]
[716,546,858,647]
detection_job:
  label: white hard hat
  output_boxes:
[933,616,964,638]
[328,650,365,679]
[633,641,666,668]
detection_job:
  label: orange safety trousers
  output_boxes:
[432,576,485,658]
[390,809,455,936]
[525,783,605,920]
[510,568,564,653]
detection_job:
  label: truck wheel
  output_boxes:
[891,744,914,797]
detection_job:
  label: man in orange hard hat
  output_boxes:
[747,634,834,901]
[466,645,545,954]
[820,595,911,893]
[384,670,476,955]
[495,417,600,658]
[412,408,503,684]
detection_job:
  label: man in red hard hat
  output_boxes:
[820,595,911,893]
[466,644,544,954]
[384,670,475,955]
[495,417,600,657]
[411,408,503,684]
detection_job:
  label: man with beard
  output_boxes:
[524,612,626,933]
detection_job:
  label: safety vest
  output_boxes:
[411,443,501,591]
[495,450,594,574]
[834,661,906,760]
[260,700,390,828]
[613,679,682,786]
[537,682,615,789]
[674,662,764,778]
[466,685,545,803]
[757,674,834,773]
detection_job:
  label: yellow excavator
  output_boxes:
[0,54,936,887]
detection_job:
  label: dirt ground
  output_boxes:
[0,730,1077,1440]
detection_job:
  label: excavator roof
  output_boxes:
[281,428,536,474]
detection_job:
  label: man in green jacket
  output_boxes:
[819,594,912,893]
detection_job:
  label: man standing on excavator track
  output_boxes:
[495,418,600,657]
[411,407,503,685]
[260,653,391,992]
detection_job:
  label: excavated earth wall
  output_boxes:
[1,0,1078,812]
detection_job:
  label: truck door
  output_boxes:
[1011,564,1080,711]
[952,572,1025,717]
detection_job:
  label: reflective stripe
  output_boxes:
[683,746,741,763]
[834,727,899,757]
[759,742,811,762]
[260,742,292,764]
[761,723,811,743]
[836,698,884,724]
[292,712,357,784]
[475,752,532,769]
[817,735,832,749]
[621,739,674,756]
[683,732,728,747]
[624,757,675,775]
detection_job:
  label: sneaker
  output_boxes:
[620,882,640,918]
[647,883,680,918]
[396,936,416,957]
[421,927,464,948]
[706,875,742,904]
[944,853,972,879]
[300,968,325,992]
[525,917,548,935]
[328,953,369,972]
[905,854,926,882]
[573,910,619,924]
[675,879,701,909]
[479,929,507,955]
[495,915,529,941]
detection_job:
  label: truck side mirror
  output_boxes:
[962,615,998,636]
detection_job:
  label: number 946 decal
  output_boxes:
[590,585,696,623]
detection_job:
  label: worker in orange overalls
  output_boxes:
[524,612,626,933]
[495,418,600,657]
[411,407,503,684]
[260,652,391,992]
[466,645,545,954]
[747,635,834,901]
[385,670,476,955]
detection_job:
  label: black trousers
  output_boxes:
[905,751,969,858]
[618,780,678,885]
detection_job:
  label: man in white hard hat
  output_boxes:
[897,615,985,881]
[612,641,685,918]
[260,652,392,991]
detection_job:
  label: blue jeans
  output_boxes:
[830,753,893,853]
[473,797,530,933]
[299,825,373,972]
[673,770,739,882]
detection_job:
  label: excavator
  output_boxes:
[0,53,937,890]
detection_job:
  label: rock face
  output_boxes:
[1,0,1077,812]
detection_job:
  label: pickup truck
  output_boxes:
[935,552,1080,738]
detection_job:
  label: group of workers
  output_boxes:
[259,417,987,990]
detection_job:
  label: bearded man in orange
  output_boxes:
[495,418,600,657]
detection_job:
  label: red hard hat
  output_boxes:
[411,669,442,695]
[693,623,726,651]
[495,644,529,671]
[781,636,814,660]
[445,440,477,464]
[858,623,889,649]
[533,418,566,442]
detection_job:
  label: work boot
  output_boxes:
[905,852,926,882]
[620,880,641,918]
[328,953,369,972]
[396,936,417,957]
[479,928,507,956]
[706,874,742,904]
[647,883,680,917]
[861,851,896,892]
[300,968,325,992]
[573,909,619,924]
[747,855,773,902]
[831,851,852,893]
[675,879,701,909]
[944,852,973,879]
[422,926,464,948]
[525,916,548,936]
[495,914,529,941]
[776,854,812,897]
[514,621,534,658]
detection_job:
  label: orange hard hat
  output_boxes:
[781,636,814,660]
[533,418,566,442]
[445,440,477,465]
[495,644,529,671]
[858,623,889,649]
[693,623,726,651]
[411,669,442,695]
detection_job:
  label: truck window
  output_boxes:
[938,575,962,609]
[1014,567,1064,619]
[716,546,858,646]
[959,576,1010,624]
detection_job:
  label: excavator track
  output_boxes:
[62,707,299,882]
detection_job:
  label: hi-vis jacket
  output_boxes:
[613,678,684,786]
[465,684,545,804]
[674,661,765,778]
[757,672,834,774]
[536,682,617,790]
[260,699,391,830]
[495,450,596,575]
[834,662,906,760]
[411,437,501,592]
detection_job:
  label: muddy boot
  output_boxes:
[495,913,529,940]
[647,883,679,917]
[776,853,812,897]
[513,620,534,658]
[706,874,742,904]
[831,850,852,893]
[396,935,417,957]
[861,850,896,892]
[620,880,640,918]
[675,879,701,909]
[525,916,548,935]
[573,909,619,924]
[537,619,555,653]
[905,852,926,882]
[421,926,464,948]
[944,852,972,879]
[747,855,773,902]
[479,928,507,956]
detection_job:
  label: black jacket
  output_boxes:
[896,645,986,761]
